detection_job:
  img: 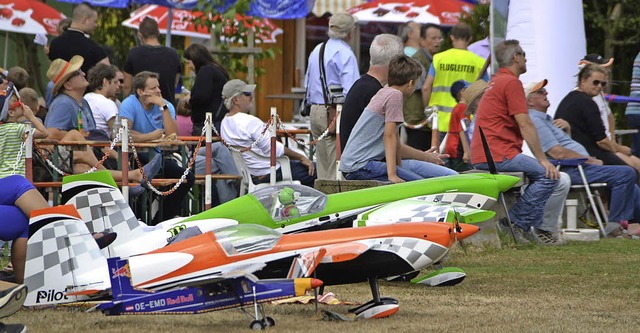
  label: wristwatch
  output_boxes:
[160,104,169,111]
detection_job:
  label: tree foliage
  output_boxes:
[583,0,640,126]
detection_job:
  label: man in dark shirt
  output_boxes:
[340,34,403,151]
[48,3,108,73]
[123,17,181,106]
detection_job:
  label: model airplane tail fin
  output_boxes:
[107,257,145,298]
[25,205,110,306]
[61,171,149,257]
[287,248,326,278]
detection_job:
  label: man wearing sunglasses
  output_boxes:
[527,79,640,238]
[470,40,560,245]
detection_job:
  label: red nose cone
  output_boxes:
[310,278,323,289]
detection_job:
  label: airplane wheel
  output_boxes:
[250,320,265,330]
[263,317,275,327]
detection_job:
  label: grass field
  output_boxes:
[8,239,640,332]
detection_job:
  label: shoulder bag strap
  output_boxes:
[318,41,330,106]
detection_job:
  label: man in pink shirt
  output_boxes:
[470,40,559,244]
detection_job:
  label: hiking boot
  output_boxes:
[496,217,531,244]
[532,228,565,246]
[0,284,27,319]
[0,323,26,333]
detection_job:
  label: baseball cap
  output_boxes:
[581,54,613,67]
[450,80,470,100]
[329,12,356,34]
[222,79,256,99]
[523,79,548,97]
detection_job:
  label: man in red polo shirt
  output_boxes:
[470,39,559,244]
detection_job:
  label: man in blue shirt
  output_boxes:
[120,71,194,223]
[304,12,360,180]
[526,79,640,237]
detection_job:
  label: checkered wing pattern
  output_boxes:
[371,237,448,270]
[416,192,496,210]
[359,200,483,225]
[70,186,141,235]
[24,210,110,306]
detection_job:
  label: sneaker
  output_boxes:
[0,284,27,319]
[496,217,531,244]
[0,323,27,333]
[532,228,564,246]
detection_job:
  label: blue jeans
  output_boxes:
[344,159,457,181]
[195,142,240,204]
[626,114,640,157]
[561,164,640,223]
[475,154,557,230]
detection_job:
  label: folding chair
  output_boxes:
[552,158,607,237]
[229,147,300,196]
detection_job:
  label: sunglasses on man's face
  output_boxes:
[241,92,253,97]
[592,79,607,87]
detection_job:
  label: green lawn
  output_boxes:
[9,238,640,332]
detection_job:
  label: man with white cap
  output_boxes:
[304,12,359,180]
[221,79,316,187]
[526,79,640,238]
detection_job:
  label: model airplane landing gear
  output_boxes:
[348,277,399,319]
[245,286,276,330]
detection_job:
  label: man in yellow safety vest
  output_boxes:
[422,22,487,146]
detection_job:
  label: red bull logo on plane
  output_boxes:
[111,263,130,279]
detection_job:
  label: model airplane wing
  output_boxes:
[355,199,495,227]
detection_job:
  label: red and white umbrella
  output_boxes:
[0,0,65,35]
[122,4,282,43]
[347,0,474,25]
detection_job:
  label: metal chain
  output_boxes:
[276,110,338,146]
[212,117,274,152]
[11,130,28,175]
[130,125,206,196]
[403,106,438,129]
[32,127,123,177]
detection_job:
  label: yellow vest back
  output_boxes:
[429,48,485,131]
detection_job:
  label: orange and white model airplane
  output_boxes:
[24,204,478,319]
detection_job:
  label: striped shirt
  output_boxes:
[0,122,27,178]
[626,51,640,115]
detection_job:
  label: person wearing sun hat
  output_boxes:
[44,58,162,196]
[220,79,316,187]
[304,11,359,180]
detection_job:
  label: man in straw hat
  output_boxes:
[468,39,560,245]
[44,56,161,196]
[304,11,359,180]
[526,79,640,238]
